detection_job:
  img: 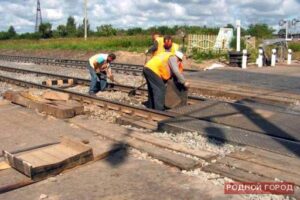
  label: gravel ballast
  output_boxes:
[0,61,144,87]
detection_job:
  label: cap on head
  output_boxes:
[175,51,184,60]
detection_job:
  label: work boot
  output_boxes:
[88,92,97,97]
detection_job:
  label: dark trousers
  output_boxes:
[143,67,166,111]
[87,65,107,93]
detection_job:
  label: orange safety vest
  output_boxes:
[153,37,165,56]
[146,52,172,80]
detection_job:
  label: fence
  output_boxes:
[187,34,221,55]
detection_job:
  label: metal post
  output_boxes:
[258,49,263,68]
[84,0,87,40]
[242,49,247,69]
[271,49,276,67]
[287,49,292,65]
[286,22,288,41]
[236,20,241,52]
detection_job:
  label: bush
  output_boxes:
[191,49,226,63]
[288,42,300,52]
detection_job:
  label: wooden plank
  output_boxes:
[69,118,202,170]
[0,162,10,171]
[76,117,215,161]
[217,157,300,186]
[0,168,33,194]
[203,162,300,199]
[42,90,70,101]
[228,149,300,176]
[3,138,94,179]
[116,116,158,131]
[246,147,300,168]
[3,91,78,118]
[0,100,11,106]
[124,131,215,161]
[202,163,273,183]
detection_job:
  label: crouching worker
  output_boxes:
[87,53,116,95]
[143,51,189,111]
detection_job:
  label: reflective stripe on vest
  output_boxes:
[145,52,172,80]
[153,37,164,56]
[178,62,183,73]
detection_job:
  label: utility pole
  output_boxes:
[236,20,241,52]
[35,0,43,32]
[84,0,87,40]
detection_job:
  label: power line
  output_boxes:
[35,0,43,32]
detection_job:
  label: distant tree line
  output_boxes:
[0,16,275,40]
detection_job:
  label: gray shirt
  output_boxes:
[168,56,185,84]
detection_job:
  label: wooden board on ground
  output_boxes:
[0,168,33,194]
[217,156,300,186]
[42,79,75,87]
[42,90,70,101]
[0,162,10,171]
[228,148,300,176]
[69,117,205,170]
[116,115,158,131]
[3,137,94,179]
[3,90,83,118]
[203,161,300,199]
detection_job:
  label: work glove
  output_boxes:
[184,82,190,88]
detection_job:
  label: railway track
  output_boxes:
[0,54,198,76]
[0,65,205,104]
[1,64,300,155]
[0,74,174,121]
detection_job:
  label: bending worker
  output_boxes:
[143,51,189,111]
[146,34,179,56]
[87,53,116,95]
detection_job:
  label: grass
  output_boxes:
[0,36,153,53]
[190,49,227,63]
[288,42,300,52]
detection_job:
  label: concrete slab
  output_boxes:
[186,66,300,94]
[170,102,300,142]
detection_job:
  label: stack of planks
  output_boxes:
[3,90,83,118]
[2,137,94,180]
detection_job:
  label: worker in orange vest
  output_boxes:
[143,51,189,110]
[145,34,179,56]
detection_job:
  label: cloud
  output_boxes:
[0,0,300,33]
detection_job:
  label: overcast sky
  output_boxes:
[0,0,300,33]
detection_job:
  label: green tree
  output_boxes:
[7,26,17,38]
[225,24,235,29]
[66,16,77,37]
[96,24,117,36]
[56,25,68,37]
[127,27,143,36]
[0,32,10,40]
[77,18,90,37]
[39,23,52,38]
[246,24,275,39]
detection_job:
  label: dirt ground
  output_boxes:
[0,49,215,70]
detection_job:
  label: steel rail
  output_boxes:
[0,74,177,121]
[0,65,206,104]
[0,54,198,74]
